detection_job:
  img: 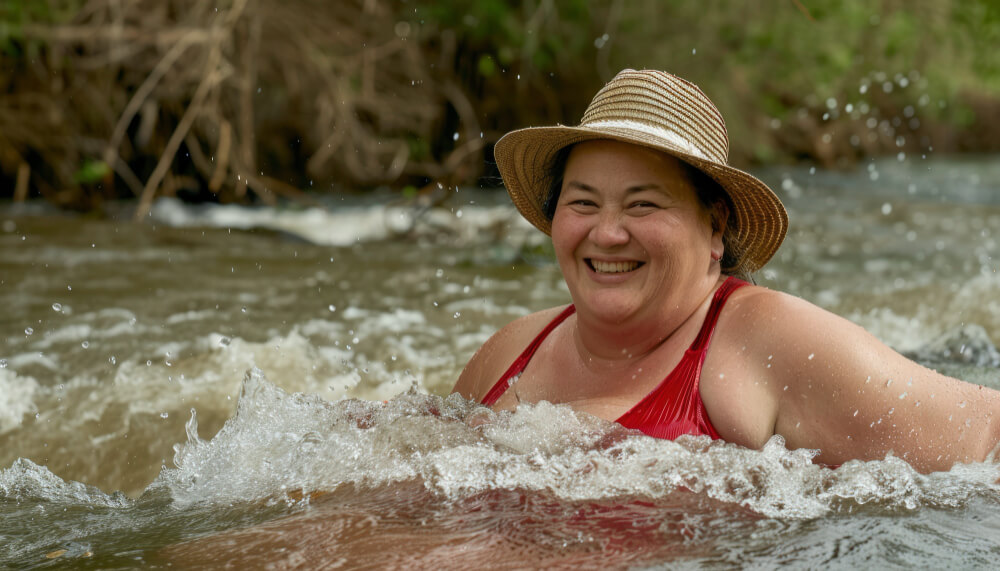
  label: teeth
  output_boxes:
[590,260,640,273]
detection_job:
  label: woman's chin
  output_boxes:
[575,293,643,324]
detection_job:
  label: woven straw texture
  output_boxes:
[494,69,788,274]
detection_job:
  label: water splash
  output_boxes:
[153,368,1000,519]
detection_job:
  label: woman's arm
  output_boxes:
[753,291,1000,472]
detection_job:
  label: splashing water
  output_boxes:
[3,159,1000,567]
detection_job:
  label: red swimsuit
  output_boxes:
[480,277,748,440]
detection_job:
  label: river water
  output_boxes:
[2,156,999,568]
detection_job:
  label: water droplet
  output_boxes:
[146,360,152,366]
[81,341,89,349]
[853,410,859,417]
[958,401,967,408]
[0,359,6,368]
[67,285,72,291]
[241,307,247,313]
[51,303,62,312]
[24,327,33,335]
[453,312,461,319]
[219,336,232,346]
[160,412,169,419]
[899,392,907,399]
[328,305,337,312]
[807,353,815,360]
[109,356,117,365]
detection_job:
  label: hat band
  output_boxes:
[582,120,710,161]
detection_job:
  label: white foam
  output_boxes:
[0,369,39,434]
[155,369,1000,518]
[0,458,130,507]
[149,197,530,246]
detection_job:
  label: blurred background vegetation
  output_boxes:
[2,0,999,214]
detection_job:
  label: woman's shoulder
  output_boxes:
[719,281,887,375]
[726,283,867,339]
[451,305,573,401]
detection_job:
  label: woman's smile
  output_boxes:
[586,258,645,274]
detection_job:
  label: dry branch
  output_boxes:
[2,0,482,210]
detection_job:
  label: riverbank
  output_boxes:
[2,0,1000,213]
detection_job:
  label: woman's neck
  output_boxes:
[570,274,724,369]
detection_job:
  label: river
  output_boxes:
[2,155,999,568]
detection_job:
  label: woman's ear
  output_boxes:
[710,201,729,260]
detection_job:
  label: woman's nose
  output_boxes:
[589,209,629,247]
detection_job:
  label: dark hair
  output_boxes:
[541,143,751,280]
[680,163,750,280]
[543,145,574,220]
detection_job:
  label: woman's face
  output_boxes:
[551,140,723,324]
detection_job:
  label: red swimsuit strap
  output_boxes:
[480,305,576,406]
[614,276,748,435]
[479,277,747,409]
[690,276,747,353]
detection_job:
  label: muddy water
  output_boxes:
[1,156,999,568]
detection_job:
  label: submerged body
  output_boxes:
[455,133,1000,474]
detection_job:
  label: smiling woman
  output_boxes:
[452,69,1000,474]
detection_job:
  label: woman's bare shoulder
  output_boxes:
[451,305,572,402]
[725,283,860,343]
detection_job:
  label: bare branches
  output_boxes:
[2,0,483,211]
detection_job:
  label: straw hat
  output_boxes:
[494,69,787,274]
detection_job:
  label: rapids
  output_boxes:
[2,155,999,568]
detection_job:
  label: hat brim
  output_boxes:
[494,124,788,274]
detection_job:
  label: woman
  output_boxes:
[452,69,1000,473]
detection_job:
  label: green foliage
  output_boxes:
[952,0,1000,90]
[73,160,110,184]
[409,0,595,75]
[603,0,1000,164]
[1,0,85,57]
